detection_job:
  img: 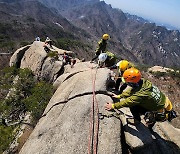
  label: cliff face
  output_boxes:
[9,42,180,154]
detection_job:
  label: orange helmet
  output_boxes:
[123,68,141,83]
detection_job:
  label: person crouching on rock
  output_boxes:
[110,60,134,93]
[104,68,177,130]
[98,51,116,68]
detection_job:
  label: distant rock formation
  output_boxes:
[10,41,74,82]
[148,66,174,73]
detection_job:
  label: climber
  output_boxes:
[105,68,177,129]
[105,51,117,67]
[110,60,134,92]
[62,52,76,68]
[45,37,53,48]
[43,37,53,53]
[91,34,109,62]
[98,53,108,67]
[35,36,40,41]
[98,51,116,68]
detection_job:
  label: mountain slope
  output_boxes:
[0,0,92,59]
[1,0,180,67]
[38,0,99,12]
[39,0,180,67]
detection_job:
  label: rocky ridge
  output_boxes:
[9,42,180,153]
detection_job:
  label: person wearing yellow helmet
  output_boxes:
[119,60,133,72]
[105,68,177,129]
[110,60,134,92]
[102,34,109,40]
[91,34,110,62]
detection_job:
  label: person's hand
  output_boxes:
[112,93,118,98]
[105,102,113,110]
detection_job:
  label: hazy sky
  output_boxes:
[101,0,180,30]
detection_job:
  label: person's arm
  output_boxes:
[113,94,142,109]
[113,86,132,99]
[96,40,103,55]
[105,94,142,110]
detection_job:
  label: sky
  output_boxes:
[101,0,180,30]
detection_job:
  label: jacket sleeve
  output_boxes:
[96,40,103,55]
[113,94,143,109]
[116,86,133,99]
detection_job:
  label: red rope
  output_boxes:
[88,68,95,154]
[88,63,99,154]
[93,69,99,154]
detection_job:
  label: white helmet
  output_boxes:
[98,53,108,62]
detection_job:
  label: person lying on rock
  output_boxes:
[105,68,177,130]
[110,60,134,93]
[62,52,76,68]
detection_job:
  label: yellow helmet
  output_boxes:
[123,68,141,83]
[119,60,130,72]
[102,34,109,40]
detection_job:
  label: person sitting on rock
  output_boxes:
[43,37,53,53]
[105,68,177,130]
[35,36,40,41]
[45,37,53,48]
[110,60,134,93]
[91,34,109,62]
[62,52,76,68]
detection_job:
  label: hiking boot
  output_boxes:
[167,110,177,122]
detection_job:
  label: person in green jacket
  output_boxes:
[91,34,109,62]
[105,68,177,128]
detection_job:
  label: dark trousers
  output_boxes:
[130,106,148,121]
[115,77,121,90]
[91,55,98,61]
[115,77,127,93]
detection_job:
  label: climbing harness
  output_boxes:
[144,109,177,124]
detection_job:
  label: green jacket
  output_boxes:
[113,79,166,111]
[105,51,117,67]
[96,39,107,55]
